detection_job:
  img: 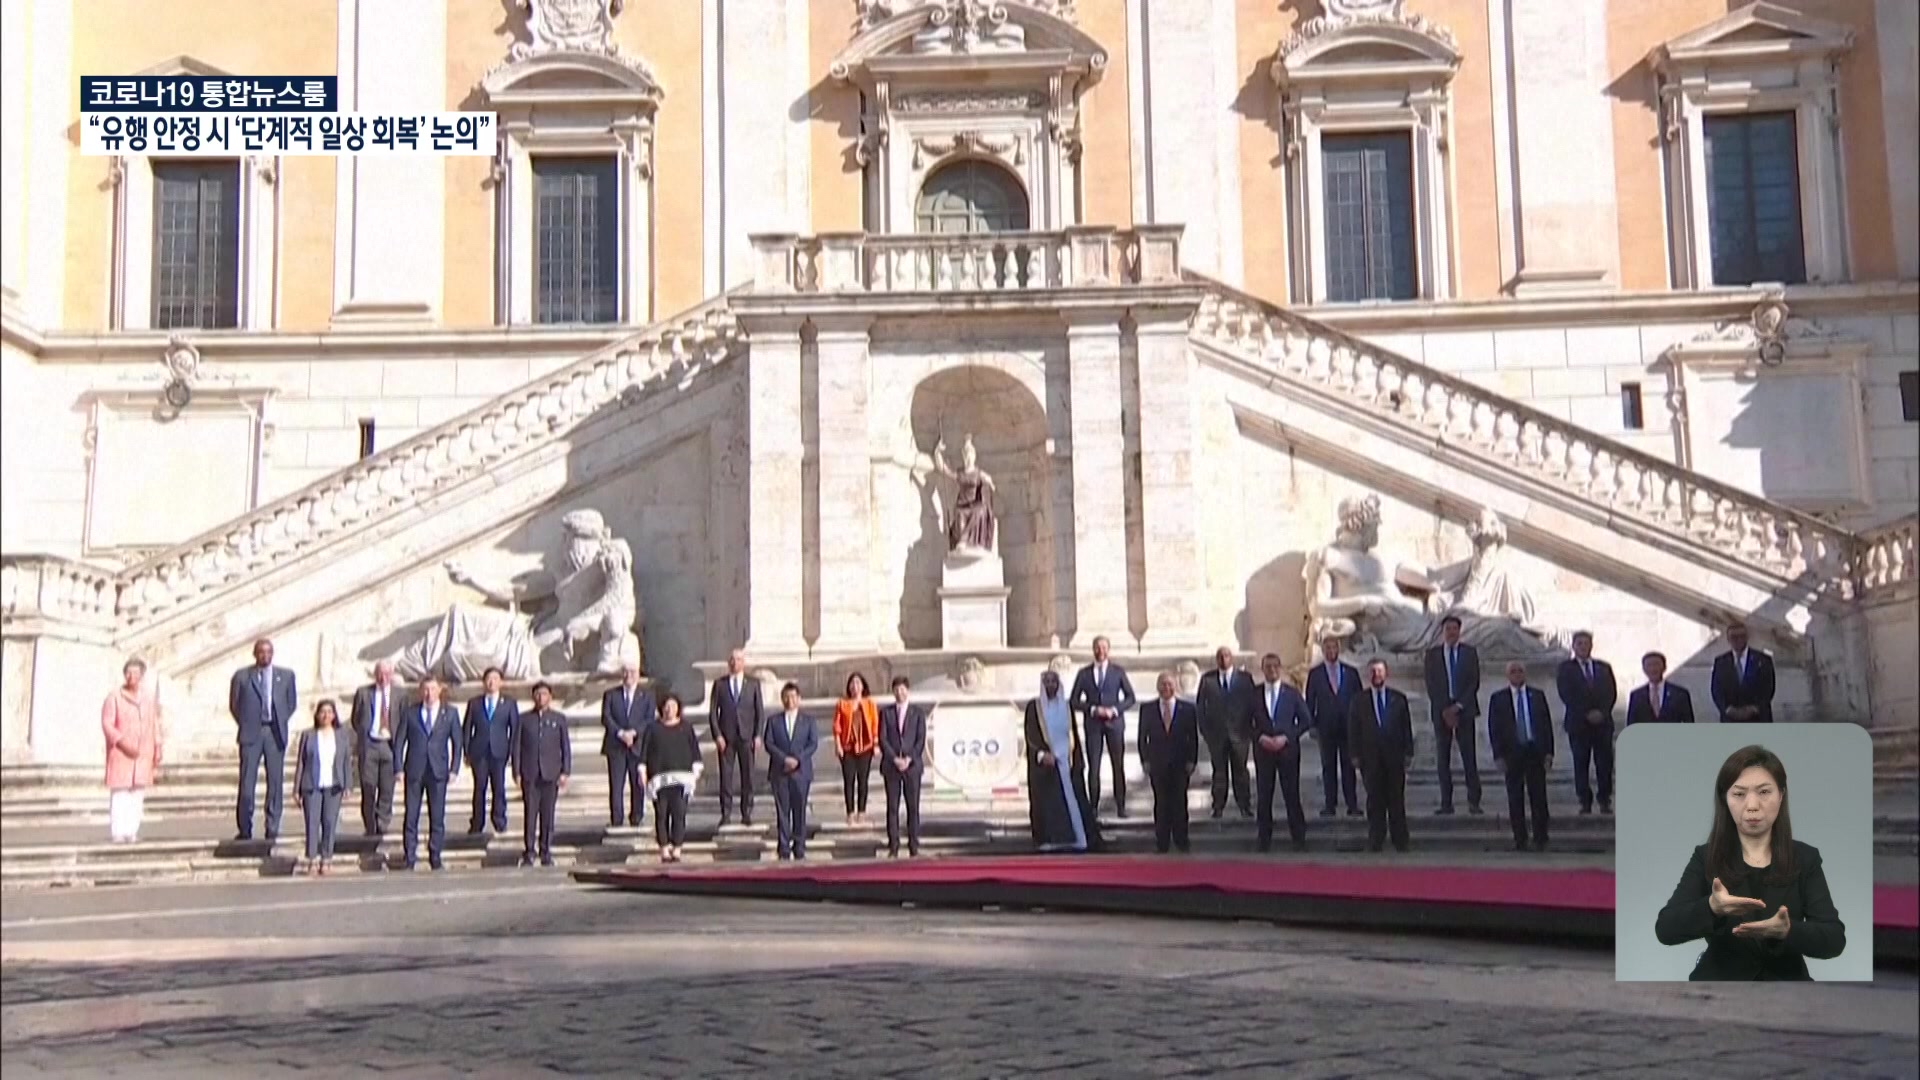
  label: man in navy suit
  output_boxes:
[1555,630,1618,815]
[878,676,928,858]
[1138,672,1201,853]
[1421,616,1483,815]
[765,682,818,860]
[512,682,572,867]
[1069,636,1137,818]
[1489,662,1554,852]
[1626,651,1696,725]
[709,648,765,827]
[1304,636,1362,818]
[394,675,464,871]
[1710,623,1775,723]
[1195,646,1255,819]
[228,638,297,841]
[1348,660,1415,853]
[1251,653,1314,852]
[462,667,519,835]
[601,662,656,828]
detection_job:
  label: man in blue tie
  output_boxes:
[394,675,464,871]
[1347,659,1414,852]
[1490,661,1554,852]
[228,638,296,842]
[462,667,519,835]
[1251,653,1313,852]
[764,682,819,860]
[1709,622,1776,723]
[1421,617,1483,816]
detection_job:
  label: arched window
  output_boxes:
[914,160,1031,234]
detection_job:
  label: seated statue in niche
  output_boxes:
[1304,495,1563,659]
[930,434,998,555]
[397,508,643,683]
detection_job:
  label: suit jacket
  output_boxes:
[1710,650,1776,723]
[1251,680,1312,756]
[600,684,657,758]
[1347,687,1416,771]
[1304,660,1362,736]
[1627,683,1696,725]
[878,702,928,775]
[1137,698,1200,774]
[349,682,403,762]
[512,706,573,785]
[709,673,765,743]
[764,711,819,785]
[1195,668,1256,744]
[1487,686,1557,763]
[1069,662,1137,729]
[1655,841,1846,980]
[1422,643,1482,722]
[394,701,464,782]
[228,664,296,750]
[1555,657,1619,734]
[295,727,354,795]
[462,693,521,764]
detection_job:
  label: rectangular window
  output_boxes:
[1901,371,1919,423]
[1321,131,1417,303]
[1621,383,1645,430]
[532,156,620,325]
[357,418,376,459]
[151,161,241,329]
[1703,112,1806,287]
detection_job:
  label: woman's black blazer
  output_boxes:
[1654,840,1846,981]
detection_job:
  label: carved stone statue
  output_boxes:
[930,434,998,554]
[1304,495,1563,659]
[911,0,1028,54]
[397,508,642,683]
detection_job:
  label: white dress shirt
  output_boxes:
[315,728,338,790]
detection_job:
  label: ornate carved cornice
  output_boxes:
[1277,0,1457,61]
[483,0,659,94]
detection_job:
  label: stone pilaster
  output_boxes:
[1063,308,1131,648]
[810,313,877,654]
[741,314,808,655]
[1131,305,1206,651]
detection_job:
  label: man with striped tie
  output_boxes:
[1554,631,1617,815]
[1490,661,1554,853]
[1347,660,1414,853]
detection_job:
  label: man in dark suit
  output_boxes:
[601,662,656,828]
[1195,646,1255,819]
[709,648,765,826]
[1304,636,1362,818]
[1138,672,1200,853]
[348,660,400,837]
[1489,662,1554,852]
[1251,652,1313,852]
[878,676,928,858]
[1710,623,1775,723]
[1348,659,1414,853]
[228,638,297,842]
[1069,636,1137,818]
[512,681,571,867]
[764,682,819,860]
[1626,651,1696,725]
[461,667,519,836]
[393,675,464,871]
[1555,630,1618,815]
[1422,616,1482,815]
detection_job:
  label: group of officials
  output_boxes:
[218,620,1776,866]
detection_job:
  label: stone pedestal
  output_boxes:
[939,549,1010,650]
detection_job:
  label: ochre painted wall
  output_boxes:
[1077,0,1133,230]
[810,0,865,235]
[1237,0,1288,303]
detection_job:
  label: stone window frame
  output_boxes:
[109,57,277,332]
[1653,2,1855,291]
[915,156,1034,233]
[1270,11,1462,306]
[480,52,660,326]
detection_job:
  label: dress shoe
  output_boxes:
[519,855,536,868]
[1579,805,1593,816]
[1467,805,1484,816]
[541,857,556,868]
[1291,839,1308,852]
[1238,806,1253,819]
[1345,807,1363,818]
[887,848,900,859]
[264,832,279,842]
[234,832,253,842]
[467,825,485,835]
[1513,839,1530,852]
[1533,839,1549,852]
[1210,807,1224,819]
[742,816,755,828]
[1367,843,1383,852]
[1600,803,1613,815]
[1434,805,1455,816]
[720,814,733,827]
[430,861,445,872]
[1256,840,1272,854]
[1319,807,1337,818]
[1392,842,1410,853]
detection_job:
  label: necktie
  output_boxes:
[897,707,906,734]
[1268,686,1277,718]
[1583,660,1593,683]
[1737,653,1748,682]
[1519,690,1531,744]
[732,676,741,700]
[1375,690,1387,728]
[1162,701,1173,731]
[375,691,387,738]
[1446,648,1457,699]
[258,669,271,724]
[1329,663,1339,689]
[485,696,495,721]
[624,689,632,716]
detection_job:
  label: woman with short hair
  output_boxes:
[832,672,879,827]
[638,694,701,863]
[101,658,163,844]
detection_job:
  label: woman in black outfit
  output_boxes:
[1654,744,1845,980]
[637,694,701,863]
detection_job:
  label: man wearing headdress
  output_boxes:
[1024,669,1096,852]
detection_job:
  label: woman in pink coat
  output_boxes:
[102,657,163,843]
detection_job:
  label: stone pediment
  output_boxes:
[831,1,1108,87]
[1654,1,1854,69]
[480,0,661,107]
[1271,1,1459,84]
[134,55,234,79]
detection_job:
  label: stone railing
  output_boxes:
[0,554,122,629]
[1856,516,1918,598]
[1189,277,1861,595]
[750,225,1184,295]
[111,294,747,627]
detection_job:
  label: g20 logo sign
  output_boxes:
[948,738,1002,759]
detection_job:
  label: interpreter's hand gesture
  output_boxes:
[1732,906,1791,940]
[1707,877,1767,918]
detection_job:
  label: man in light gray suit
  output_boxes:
[229,638,297,841]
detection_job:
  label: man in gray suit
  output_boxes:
[229,638,297,841]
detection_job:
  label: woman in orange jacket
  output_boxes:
[833,672,880,827]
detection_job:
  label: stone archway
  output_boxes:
[901,364,1056,649]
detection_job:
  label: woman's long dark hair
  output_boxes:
[312,699,339,728]
[1705,744,1795,884]
[845,672,868,699]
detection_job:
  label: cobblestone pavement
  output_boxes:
[2,875,1916,1078]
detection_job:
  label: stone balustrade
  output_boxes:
[1857,516,1918,597]
[750,225,1184,294]
[0,554,121,629]
[108,296,747,626]
[1190,278,1862,597]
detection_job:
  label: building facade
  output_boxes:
[1,0,1915,779]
